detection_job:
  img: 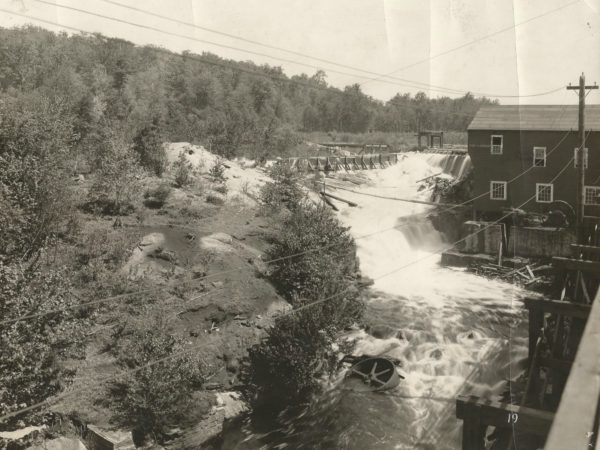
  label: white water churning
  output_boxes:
[325,152,529,449]
[226,153,530,450]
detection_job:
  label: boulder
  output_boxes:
[367,324,397,339]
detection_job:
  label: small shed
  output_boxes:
[416,130,444,149]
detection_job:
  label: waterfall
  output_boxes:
[226,152,528,450]
[425,153,472,179]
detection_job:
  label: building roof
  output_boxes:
[468,105,600,131]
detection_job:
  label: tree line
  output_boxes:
[0,26,497,160]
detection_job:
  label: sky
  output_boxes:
[1,0,599,105]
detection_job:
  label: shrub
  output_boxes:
[143,183,172,209]
[0,263,86,417]
[87,133,141,215]
[241,311,336,417]
[266,203,363,322]
[105,316,205,441]
[208,161,226,183]
[179,205,204,220]
[133,118,167,176]
[205,193,225,205]
[76,228,133,283]
[242,202,365,417]
[260,164,303,210]
[0,94,78,263]
[172,151,194,188]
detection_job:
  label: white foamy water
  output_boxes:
[225,153,529,450]
[324,153,528,449]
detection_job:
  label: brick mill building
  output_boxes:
[467,105,600,219]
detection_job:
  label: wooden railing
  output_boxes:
[456,283,597,449]
[544,288,600,450]
[456,243,600,450]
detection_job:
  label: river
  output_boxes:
[223,152,530,450]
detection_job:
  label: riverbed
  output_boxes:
[223,153,530,450]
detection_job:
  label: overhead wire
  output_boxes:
[4,1,567,101]
[326,125,573,205]
[92,0,566,100]
[1,123,577,327]
[358,0,581,88]
[0,8,491,122]
[19,0,493,96]
[0,152,577,423]
[1,126,576,327]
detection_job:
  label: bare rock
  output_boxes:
[28,437,87,450]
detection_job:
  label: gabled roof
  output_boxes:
[468,105,600,131]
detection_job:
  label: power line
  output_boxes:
[0,126,575,327]
[2,7,583,124]
[93,0,566,100]
[0,153,576,423]
[11,1,567,100]
[0,8,488,122]
[326,126,573,204]
[22,0,480,95]
[1,143,581,422]
[359,0,581,88]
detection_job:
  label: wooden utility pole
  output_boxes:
[567,73,598,243]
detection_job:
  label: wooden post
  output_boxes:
[527,303,543,362]
[567,74,598,244]
[461,412,486,450]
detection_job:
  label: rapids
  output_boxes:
[224,152,529,450]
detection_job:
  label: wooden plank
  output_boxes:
[552,257,600,277]
[545,288,600,450]
[526,265,535,279]
[523,297,592,319]
[456,396,554,436]
[570,244,600,256]
[321,192,358,207]
[319,193,338,211]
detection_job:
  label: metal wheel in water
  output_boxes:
[350,361,393,388]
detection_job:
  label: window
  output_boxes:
[574,147,589,168]
[584,186,600,205]
[536,183,553,203]
[533,147,547,167]
[491,135,503,154]
[490,181,507,200]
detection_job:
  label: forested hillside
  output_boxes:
[0,26,497,159]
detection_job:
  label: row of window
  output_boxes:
[489,181,600,205]
[490,135,588,168]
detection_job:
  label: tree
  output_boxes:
[172,150,195,187]
[0,263,85,417]
[106,316,204,441]
[338,84,371,132]
[260,163,304,210]
[242,202,366,417]
[266,203,362,317]
[242,310,335,417]
[133,118,167,176]
[87,130,141,215]
[0,93,77,263]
